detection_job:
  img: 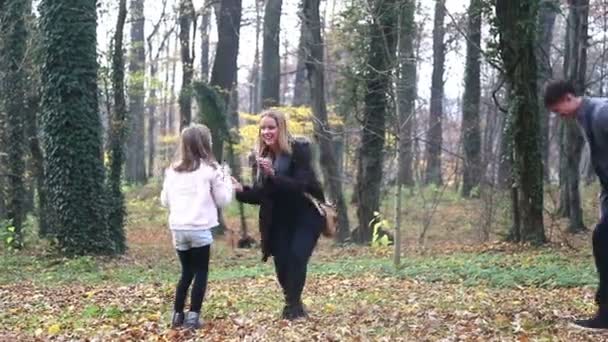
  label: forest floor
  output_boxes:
[1,182,608,341]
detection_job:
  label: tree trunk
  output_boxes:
[461,0,482,197]
[248,0,263,114]
[125,0,147,184]
[302,0,350,242]
[0,0,27,246]
[424,0,445,186]
[169,31,178,135]
[559,0,588,233]
[206,0,242,235]
[397,0,416,187]
[497,94,512,189]
[148,62,157,178]
[210,0,242,115]
[39,0,114,255]
[537,0,558,183]
[179,0,195,131]
[292,20,310,107]
[107,0,128,253]
[201,0,211,82]
[353,0,397,243]
[228,88,252,244]
[261,0,282,108]
[495,0,546,244]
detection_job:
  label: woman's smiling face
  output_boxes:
[260,116,279,147]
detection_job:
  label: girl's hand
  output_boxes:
[232,177,244,192]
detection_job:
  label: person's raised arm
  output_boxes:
[234,177,264,205]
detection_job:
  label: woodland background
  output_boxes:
[1,0,608,340]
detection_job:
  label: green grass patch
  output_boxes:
[1,249,597,290]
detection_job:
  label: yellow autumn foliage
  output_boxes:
[236,106,343,154]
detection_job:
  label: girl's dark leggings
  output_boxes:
[174,245,210,313]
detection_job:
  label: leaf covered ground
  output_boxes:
[2,184,608,341]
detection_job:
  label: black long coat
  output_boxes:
[235,139,324,261]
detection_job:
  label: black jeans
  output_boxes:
[174,245,210,313]
[271,210,322,305]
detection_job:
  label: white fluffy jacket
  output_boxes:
[160,162,233,230]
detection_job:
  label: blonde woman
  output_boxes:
[161,125,233,329]
[232,110,325,320]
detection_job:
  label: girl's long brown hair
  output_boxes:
[173,124,217,172]
[257,109,292,158]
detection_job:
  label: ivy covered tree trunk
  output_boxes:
[202,0,242,235]
[424,0,445,186]
[495,0,545,244]
[179,0,195,131]
[107,0,128,254]
[559,0,588,233]
[397,0,416,187]
[126,0,147,184]
[261,0,282,108]
[0,0,28,247]
[39,0,114,255]
[537,0,558,182]
[353,0,397,243]
[302,0,350,242]
[460,0,482,197]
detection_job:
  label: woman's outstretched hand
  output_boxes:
[232,177,244,193]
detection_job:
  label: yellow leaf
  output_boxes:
[303,298,313,307]
[324,303,336,313]
[48,324,61,335]
[146,312,161,321]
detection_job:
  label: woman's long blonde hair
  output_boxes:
[258,109,292,157]
[173,124,217,172]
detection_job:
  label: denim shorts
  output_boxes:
[171,229,213,251]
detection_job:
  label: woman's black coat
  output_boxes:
[235,139,324,261]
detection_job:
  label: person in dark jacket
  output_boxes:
[232,109,325,320]
[544,80,608,330]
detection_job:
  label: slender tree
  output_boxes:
[126,0,147,183]
[537,0,558,182]
[461,0,482,197]
[559,0,589,233]
[424,0,446,186]
[178,0,196,131]
[292,19,311,107]
[38,0,114,254]
[107,0,128,254]
[261,0,282,107]
[201,0,212,82]
[249,0,263,114]
[396,0,417,188]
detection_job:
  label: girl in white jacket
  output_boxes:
[160,124,233,329]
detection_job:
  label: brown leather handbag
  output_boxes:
[304,193,337,238]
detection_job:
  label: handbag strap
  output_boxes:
[303,192,325,216]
